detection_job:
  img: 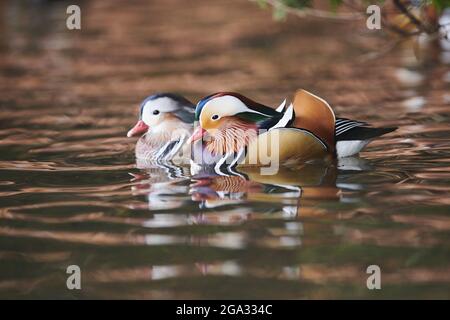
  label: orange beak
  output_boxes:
[188,127,206,144]
[127,120,149,137]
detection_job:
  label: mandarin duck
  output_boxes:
[127,92,290,164]
[130,172,191,211]
[189,90,397,171]
[127,93,195,161]
[190,164,339,216]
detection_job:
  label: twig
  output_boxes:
[392,0,424,30]
[343,0,422,37]
[357,38,404,63]
[250,0,364,21]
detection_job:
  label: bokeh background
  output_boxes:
[0,0,449,299]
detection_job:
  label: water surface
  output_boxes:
[0,0,449,299]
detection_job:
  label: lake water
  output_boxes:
[0,0,449,299]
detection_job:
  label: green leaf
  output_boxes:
[432,0,450,12]
[329,0,344,10]
[282,0,312,9]
[256,0,268,9]
[273,5,287,21]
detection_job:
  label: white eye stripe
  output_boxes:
[203,95,269,119]
[270,103,294,130]
[142,97,180,114]
[141,97,184,124]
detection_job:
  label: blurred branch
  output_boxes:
[250,0,364,20]
[341,0,419,36]
[392,0,424,29]
[357,38,403,62]
[253,0,449,60]
[255,0,445,37]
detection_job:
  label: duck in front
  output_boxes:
[189,89,397,172]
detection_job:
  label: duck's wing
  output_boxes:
[136,133,189,162]
[292,89,336,153]
[335,117,368,136]
[173,106,195,124]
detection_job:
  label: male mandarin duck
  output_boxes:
[189,90,397,170]
[127,93,195,161]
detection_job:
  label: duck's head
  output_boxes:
[127,93,195,138]
[189,92,281,143]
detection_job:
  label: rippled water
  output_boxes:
[0,0,449,299]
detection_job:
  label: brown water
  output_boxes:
[0,0,449,299]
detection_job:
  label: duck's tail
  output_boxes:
[335,123,397,158]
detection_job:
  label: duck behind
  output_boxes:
[127,93,195,161]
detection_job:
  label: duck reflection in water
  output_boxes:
[129,162,191,211]
[127,158,372,280]
[190,163,340,218]
[129,157,371,219]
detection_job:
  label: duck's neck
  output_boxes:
[137,120,192,157]
[136,120,193,161]
[206,118,258,155]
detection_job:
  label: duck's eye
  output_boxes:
[211,114,219,120]
[153,110,160,115]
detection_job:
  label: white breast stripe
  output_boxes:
[227,165,246,179]
[229,148,245,168]
[276,99,287,112]
[214,152,234,176]
[270,103,294,131]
